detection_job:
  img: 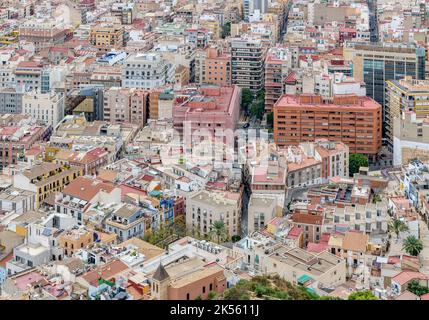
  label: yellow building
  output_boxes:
[13,162,83,208]
[89,22,124,55]
[200,17,220,40]
[59,228,93,257]
[385,77,429,148]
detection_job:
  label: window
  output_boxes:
[186,293,190,300]
[203,286,206,294]
[209,283,213,291]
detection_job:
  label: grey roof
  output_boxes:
[153,263,170,282]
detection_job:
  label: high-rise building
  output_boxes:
[243,0,268,22]
[385,77,429,150]
[273,94,382,162]
[264,47,291,112]
[344,42,426,143]
[89,22,124,55]
[231,37,265,94]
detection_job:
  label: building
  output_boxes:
[103,87,148,125]
[55,176,121,224]
[393,112,429,165]
[13,162,83,208]
[18,20,67,52]
[14,61,43,92]
[22,91,64,127]
[386,78,429,150]
[231,37,265,94]
[173,85,241,145]
[122,53,174,90]
[201,48,231,87]
[344,42,426,143]
[0,187,35,215]
[186,189,242,238]
[0,116,48,170]
[0,88,23,114]
[150,258,227,300]
[58,226,93,257]
[273,94,382,162]
[247,194,278,234]
[264,47,291,112]
[89,23,124,55]
[105,204,147,242]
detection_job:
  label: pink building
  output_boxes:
[173,85,241,145]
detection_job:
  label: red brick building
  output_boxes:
[273,94,382,161]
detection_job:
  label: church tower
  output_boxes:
[151,263,170,300]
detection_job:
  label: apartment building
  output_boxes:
[273,94,382,161]
[0,118,47,169]
[6,213,76,275]
[202,48,231,86]
[247,194,278,234]
[186,189,242,238]
[264,47,291,112]
[231,37,265,93]
[14,61,43,92]
[122,53,174,90]
[0,88,23,114]
[386,78,429,150]
[18,20,67,52]
[103,87,148,125]
[172,85,241,145]
[89,23,124,55]
[105,203,147,242]
[344,42,426,143]
[13,162,84,208]
[393,111,429,165]
[22,91,64,127]
[0,187,36,215]
[59,227,93,257]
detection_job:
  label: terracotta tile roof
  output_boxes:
[306,242,327,253]
[292,212,323,225]
[342,231,368,252]
[81,259,129,287]
[392,271,428,286]
[62,176,116,201]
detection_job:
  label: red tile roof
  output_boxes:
[392,271,428,286]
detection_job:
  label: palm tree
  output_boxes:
[389,218,408,242]
[209,220,228,244]
[402,235,423,256]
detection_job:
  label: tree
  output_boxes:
[249,89,265,120]
[241,88,253,113]
[221,22,231,39]
[347,290,378,300]
[389,218,408,242]
[231,235,241,243]
[207,291,217,300]
[402,235,423,256]
[408,280,429,296]
[209,220,228,244]
[266,112,274,128]
[349,153,369,176]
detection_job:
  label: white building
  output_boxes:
[122,53,175,90]
[22,91,64,127]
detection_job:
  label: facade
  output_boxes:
[202,48,231,86]
[172,85,241,145]
[105,204,147,242]
[13,162,84,208]
[344,42,426,143]
[103,87,148,125]
[22,91,64,127]
[264,47,291,112]
[0,187,36,215]
[89,23,124,55]
[186,189,242,238]
[18,21,67,52]
[122,53,174,90]
[386,78,429,150]
[393,111,429,165]
[58,227,93,257]
[231,37,265,93]
[273,94,382,161]
[247,194,277,234]
[0,88,23,114]
[14,61,43,92]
